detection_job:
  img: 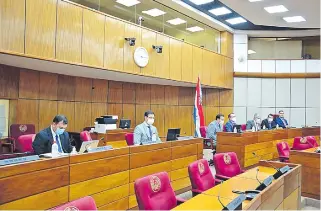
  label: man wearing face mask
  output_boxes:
[133,110,161,145]
[246,113,261,131]
[32,115,72,155]
[225,113,236,132]
[261,114,276,130]
[206,114,224,147]
[275,110,289,129]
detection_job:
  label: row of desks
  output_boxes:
[0,138,203,210]
[173,161,302,210]
[217,127,320,168]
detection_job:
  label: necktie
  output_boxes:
[55,135,63,153]
[148,126,152,141]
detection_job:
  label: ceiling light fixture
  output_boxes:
[209,7,232,16]
[226,17,247,25]
[264,5,288,13]
[186,26,204,32]
[142,8,166,17]
[116,0,140,7]
[166,18,186,25]
[283,16,306,23]
[189,0,214,5]
[248,50,256,54]
[248,0,263,2]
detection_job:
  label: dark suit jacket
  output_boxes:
[32,127,72,155]
[261,119,276,130]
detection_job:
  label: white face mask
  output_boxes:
[220,119,224,125]
[147,118,154,125]
[256,119,261,124]
[268,118,273,123]
[231,117,236,123]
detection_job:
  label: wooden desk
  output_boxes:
[290,147,320,199]
[0,137,203,210]
[91,128,134,148]
[173,161,302,210]
[217,127,320,168]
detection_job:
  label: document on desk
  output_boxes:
[39,153,69,158]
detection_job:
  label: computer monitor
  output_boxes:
[233,124,242,133]
[119,119,131,129]
[166,128,181,141]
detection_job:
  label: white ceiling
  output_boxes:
[220,0,320,28]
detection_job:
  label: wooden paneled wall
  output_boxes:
[0,0,233,88]
[1,64,233,136]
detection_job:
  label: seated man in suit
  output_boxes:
[225,113,236,132]
[275,110,289,129]
[134,110,161,145]
[261,114,276,130]
[246,113,261,131]
[32,115,72,155]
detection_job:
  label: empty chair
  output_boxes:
[51,196,97,210]
[125,133,134,146]
[241,124,246,131]
[15,134,36,153]
[6,124,35,152]
[213,152,245,180]
[188,159,221,196]
[80,131,92,142]
[134,172,185,210]
[292,136,318,150]
[276,142,290,162]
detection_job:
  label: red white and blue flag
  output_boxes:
[193,76,205,137]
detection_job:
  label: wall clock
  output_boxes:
[134,47,149,68]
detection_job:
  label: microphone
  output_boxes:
[217,181,227,209]
[252,152,279,170]
[217,181,246,210]
[255,168,263,185]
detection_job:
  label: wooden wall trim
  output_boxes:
[234,72,320,78]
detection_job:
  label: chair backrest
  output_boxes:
[15,134,36,153]
[223,124,227,132]
[10,124,35,140]
[80,131,92,142]
[188,159,215,192]
[214,152,242,177]
[273,114,279,121]
[276,142,290,159]
[292,136,318,150]
[134,172,177,210]
[241,124,246,131]
[51,196,97,210]
[125,133,134,146]
[200,126,207,138]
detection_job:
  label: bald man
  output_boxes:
[246,113,261,131]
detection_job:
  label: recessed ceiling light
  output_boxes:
[226,17,247,25]
[166,18,186,25]
[142,8,166,17]
[249,0,263,2]
[248,50,256,54]
[189,0,214,5]
[283,16,306,23]
[186,26,204,32]
[116,0,140,7]
[209,7,232,16]
[264,5,288,13]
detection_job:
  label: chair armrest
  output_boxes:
[214,178,222,185]
[279,156,289,159]
[176,197,186,205]
[241,169,246,173]
[215,174,231,181]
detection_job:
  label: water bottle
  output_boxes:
[71,146,77,155]
[51,141,59,158]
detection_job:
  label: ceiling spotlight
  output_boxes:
[264,5,288,13]
[249,0,263,2]
[189,0,214,5]
[166,18,186,25]
[186,26,204,32]
[248,50,256,54]
[226,17,247,25]
[209,7,232,16]
[283,16,306,23]
[116,0,140,7]
[142,8,166,17]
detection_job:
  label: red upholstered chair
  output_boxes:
[241,124,246,131]
[7,124,35,152]
[134,172,185,210]
[292,136,318,150]
[200,126,207,138]
[15,134,36,153]
[276,142,290,162]
[80,131,92,142]
[52,196,97,210]
[213,152,245,180]
[125,133,134,146]
[188,159,221,196]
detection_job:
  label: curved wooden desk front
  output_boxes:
[0,137,203,210]
[173,161,302,210]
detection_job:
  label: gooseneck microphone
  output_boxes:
[255,168,263,185]
[217,181,227,209]
[252,152,279,171]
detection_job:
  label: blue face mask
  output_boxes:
[56,128,65,135]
